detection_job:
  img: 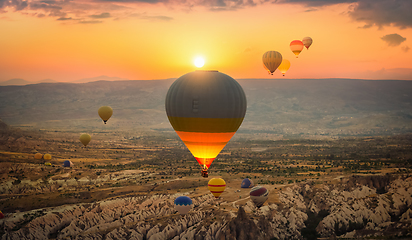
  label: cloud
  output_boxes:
[381,33,406,46]
[140,15,173,21]
[57,16,72,20]
[79,20,103,24]
[349,0,412,29]
[89,12,111,18]
[401,46,410,53]
[279,0,412,29]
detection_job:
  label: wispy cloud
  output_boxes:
[89,12,111,19]
[401,46,410,53]
[381,33,406,47]
[1,0,411,29]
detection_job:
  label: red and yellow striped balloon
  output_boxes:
[208,178,226,198]
[290,40,304,58]
[165,71,247,174]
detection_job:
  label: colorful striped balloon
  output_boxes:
[165,71,246,175]
[174,196,193,215]
[208,178,226,198]
[250,186,269,207]
[290,40,304,58]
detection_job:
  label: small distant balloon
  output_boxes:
[250,186,269,208]
[302,37,313,50]
[241,178,254,188]
[63,160,74,167]
[262,51,282,75]
[0,210,4,219]
[174,196,193,215]
[98,106,113,124]
[290,40,304,58]
[45,162,52,166]
[34,153,43,160]
[208,178,226,198]
[278,59,291,76]
[79,133,91,147]
[43,154,52,160]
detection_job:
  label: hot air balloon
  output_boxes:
[165,70,247,177]
[45,162,52,166]
[79,133,91,147]
[302,37,313,50]
[174,196,193,215]
[43,154,52,160]
[290,40,304,58]
[0,210,4,219]
[250,186,269,208]
[262,51,282,75]
[34,153,43,160]
[278,59,291,76]
[98,106,113,124]
[63,160,74,167]
[241,178,254,188]
[208,178,226,198]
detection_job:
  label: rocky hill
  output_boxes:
[1,174,411,239]
[1,79,412,137]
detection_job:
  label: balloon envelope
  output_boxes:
[63,160,74,167]
[174,196,193,215]
[262,51,282,74]
[34,153,43,160]
[0,211,4,219]
[208,178,226,198]
[241,178,254,188]
[98,106,113,124]
[165,71,246,171]
[302,37,313,49]
[43,154,52,160]
[79,133,91,147]
[45,162,52,166]
[250,186,269,207]
[278,59,291,76]
[290,40,304,58]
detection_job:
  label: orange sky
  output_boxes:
[0,0,411,82]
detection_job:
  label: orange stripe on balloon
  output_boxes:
[176,131,235,143]
[208,185,226,187]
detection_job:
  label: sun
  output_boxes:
[194,57,205,68]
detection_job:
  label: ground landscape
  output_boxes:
[1,79,412,239]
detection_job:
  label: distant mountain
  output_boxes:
[72,75,129,83]
[37,79,58,83]
[0,78,412,137]
[0,78,31,86]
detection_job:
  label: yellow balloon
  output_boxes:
[79,133,91,147]
[34,153,43,160]
[262,51,282,75]
[208,178,226,198]
[278,59,291,76]
[43,154,52,160]
[98,106,113,124]
[45,162,52,166]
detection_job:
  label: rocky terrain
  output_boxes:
[1,174,411,239]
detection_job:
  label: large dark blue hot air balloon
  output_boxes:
[241,178,254,188]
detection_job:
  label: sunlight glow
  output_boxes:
[194,57,205,68]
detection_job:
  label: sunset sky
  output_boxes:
[0,0,411,82]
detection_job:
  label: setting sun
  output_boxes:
[194,57,205,68]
